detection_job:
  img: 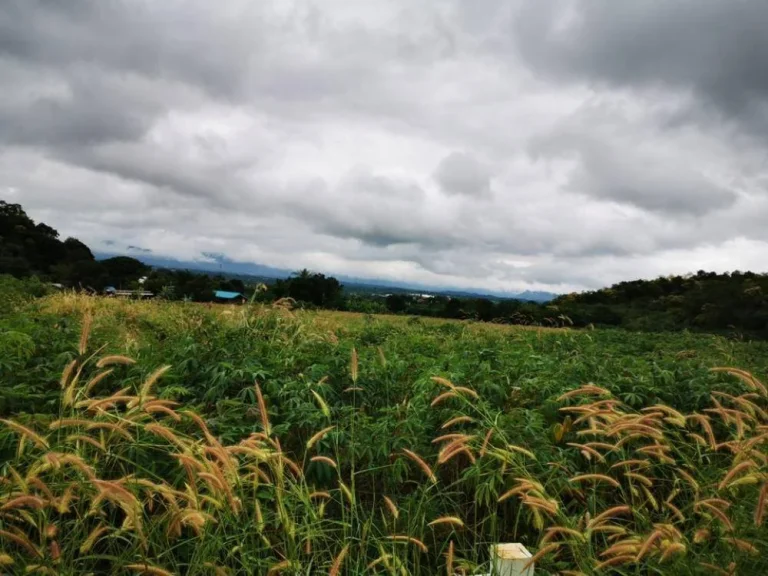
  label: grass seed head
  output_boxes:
[95,355,136,368]
[78,312,93,356]
[0,495,45,511]
[387,535,428,553]
[310,390,331,418]
[569,474,620,488]
[254,383,271,437]
[307,426,335,450]
[350,347,359,383]
[755,482,768,526]
[310,456,337,469]
[523,542,560,571]
[124,564,174,576]
[431,376,455,390]
[441,416,474,429]
[267,560,294,575]
[589,506,631,528]
[401,449,437,483]
[428,516,464,528]
[0,419,49,450]
[329,544,350,576]
[382,496,399,519]
[431,391,458,407]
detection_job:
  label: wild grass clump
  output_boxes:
[0,294,767,573]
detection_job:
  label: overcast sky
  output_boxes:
[3,0,768,293]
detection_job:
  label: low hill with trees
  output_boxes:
[554,271,768,335]
[0,200,149,290]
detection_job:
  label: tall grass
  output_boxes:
[0,294,767,573]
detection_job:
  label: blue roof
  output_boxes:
[215,290,244,299]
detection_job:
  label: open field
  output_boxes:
[1,292,768,574]
[298,309,567,334]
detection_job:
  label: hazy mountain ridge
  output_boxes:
[96,251,558,302]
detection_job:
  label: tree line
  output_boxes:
[0,200,345,305]
[4,199,768,337]
[553,271,768,335]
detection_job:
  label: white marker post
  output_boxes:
[489,543,534,576]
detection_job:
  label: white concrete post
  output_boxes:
[489,543,534,576]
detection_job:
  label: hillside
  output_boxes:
[554,271,768,335]
[0,200,154,290]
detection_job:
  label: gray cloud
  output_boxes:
[286,170,455,249]
[434,152,491,197]
[0,0,256,100]
[532,126,737,215]
[2,0,768,293]
[512,0,768,135]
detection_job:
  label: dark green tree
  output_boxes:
[271,270,343,307]
[101,256,150,288]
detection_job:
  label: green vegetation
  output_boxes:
[269,269,344,308]
[1,286,768,574]
[0,200,254,300]
[0,201,147,291]
[365,272,768,339]
[554,271,768,336]
[3,200,768,573]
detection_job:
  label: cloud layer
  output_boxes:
[3,0,768,292]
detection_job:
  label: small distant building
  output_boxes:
[214,290,247,304]
[104,286,154,299]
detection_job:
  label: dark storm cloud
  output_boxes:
[0,0,255,100]
[513,0,768,131]
[0,64,159,147]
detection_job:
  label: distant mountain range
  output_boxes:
[95,251,558,302]
[513,290,560,303]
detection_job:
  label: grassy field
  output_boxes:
[302,309,566,333]
[1,292,768,574]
